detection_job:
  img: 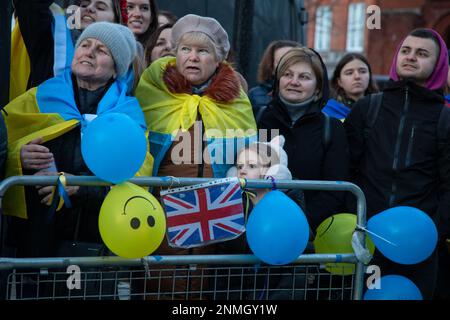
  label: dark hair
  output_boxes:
[131,0,159,47]
[158,10,178,25]
[408,28,441,55]
[330,53,379,102]
[144,23,173,66]
[75,0,123,24]
[257,40,302,84]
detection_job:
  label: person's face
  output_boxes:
[337,59,370,101]
[237,149,267,180]
[396,35,439,86]
[158,14,170,26]
[127,0,151,36]
[150,28,173,62]
[79,0,116,30]
[176,40,219,86]
[279,62,318,103]
[273,46,294,74]
[72,38,115,89]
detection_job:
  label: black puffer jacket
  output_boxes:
[0,112,7,181]
[344,80,450,239]
[257,50,350,231]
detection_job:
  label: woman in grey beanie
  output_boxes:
[74,21,137,80]
[3,20,150,268]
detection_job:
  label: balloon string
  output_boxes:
[266,176,276,190]
[239,178,247,189]
[356,225,398,247]
[258,273,268,300]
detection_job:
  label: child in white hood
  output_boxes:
[227,135,293,206]
[221,135,309,300]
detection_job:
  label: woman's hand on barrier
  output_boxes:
[34,171,80,205]
[20,137,55,170]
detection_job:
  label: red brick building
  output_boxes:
[305,0,450,76]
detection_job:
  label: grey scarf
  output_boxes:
[279,95,316,125]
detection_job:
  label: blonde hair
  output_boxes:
[174,31,224,62]
[239,142,280,168]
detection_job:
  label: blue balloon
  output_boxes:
[364,275,423,300]
[246,190,310,265]
[81,113,147,184]
[367,206,437,265]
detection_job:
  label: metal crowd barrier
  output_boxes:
[0,176,367,301]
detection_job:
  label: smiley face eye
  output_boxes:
[147,215,155,227]
[130,217,141,230]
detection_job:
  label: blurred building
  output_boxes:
[305,0,450,77]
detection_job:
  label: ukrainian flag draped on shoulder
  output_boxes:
[4,70,152,219]
[135,57,257,177]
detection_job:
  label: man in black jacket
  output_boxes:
[344,28,449,299]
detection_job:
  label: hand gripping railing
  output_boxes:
[0,176,367,300]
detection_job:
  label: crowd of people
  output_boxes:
[1,0,450,300]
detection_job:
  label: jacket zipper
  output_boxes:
[405,123,415,168]
[389,86,410,206]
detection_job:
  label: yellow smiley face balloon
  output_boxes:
[99,182,166,258]
[314,213,375,275]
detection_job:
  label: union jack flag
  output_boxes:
[161,178,245,248]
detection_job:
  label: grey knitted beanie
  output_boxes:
[75,22,137,77]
